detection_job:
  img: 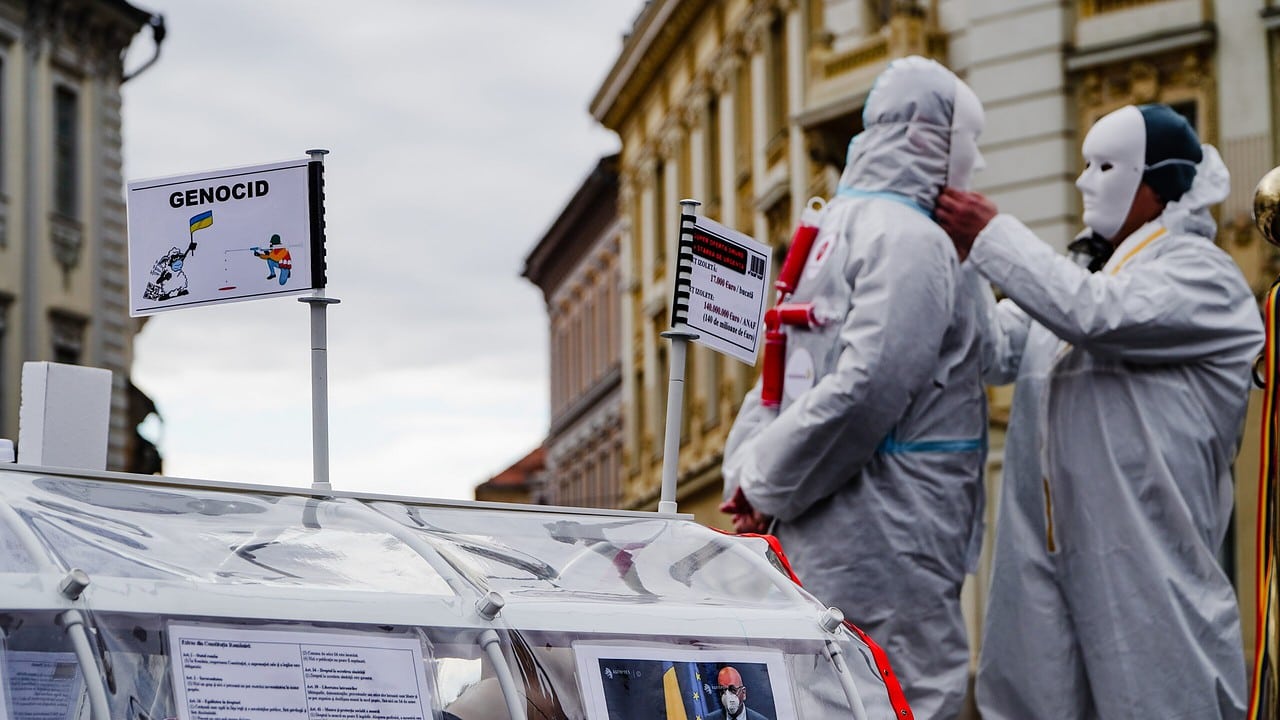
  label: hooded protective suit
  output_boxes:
[970,142,1261,718]
[723,57,987,720]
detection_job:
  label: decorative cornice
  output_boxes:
[521,154,620,294]
[1081,0,1166,17]
[678,84,709,129]
[590,0,715,132]
[656,123,683,160]
[619,174,637,205]
[49,213,82,289]
[741,10,772,54]
[709,47,741,94]
[1065,22,1215,72]
[25,0,150,78]
[819,34,888,79]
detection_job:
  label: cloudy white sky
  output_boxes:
[122,1,641,500]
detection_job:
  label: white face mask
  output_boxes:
[721,690,742,715]
[946,79,985,190]
[1076,106,1146,240]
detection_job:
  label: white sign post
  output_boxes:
[657,200,770,514]
[126,152,337,492]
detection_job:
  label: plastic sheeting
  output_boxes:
[0,468,902,719]
[367,501,798,607]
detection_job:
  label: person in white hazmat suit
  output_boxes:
[721,56,988,720]
[935,104,1263,718]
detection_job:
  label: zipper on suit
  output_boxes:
[1042,476,1057,553]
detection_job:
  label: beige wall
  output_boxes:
[0,1,150,466]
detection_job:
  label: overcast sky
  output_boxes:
[121,1,641,500]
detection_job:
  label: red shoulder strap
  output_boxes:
[716,529,915,719]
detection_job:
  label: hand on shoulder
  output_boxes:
[935,187,998,261]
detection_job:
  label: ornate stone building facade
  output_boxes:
[590,1,957,523]
[586,0,1279,694]
[523,155,624,508]
[0,0,161,470]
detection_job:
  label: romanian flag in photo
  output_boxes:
[189,210,213,233]
[662,664,689,720]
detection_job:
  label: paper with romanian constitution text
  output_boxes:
[168,623,433,719]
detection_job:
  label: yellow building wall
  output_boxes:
[596,0,1278,688]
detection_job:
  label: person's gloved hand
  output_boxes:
[718,487,772,534]
[935,187,998,261]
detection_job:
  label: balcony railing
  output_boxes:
[1081,0,1169,17]
[820,35,888,79]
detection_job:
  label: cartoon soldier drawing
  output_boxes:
[252,234,292,285]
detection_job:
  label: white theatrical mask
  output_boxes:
[945,78,985,190]
[1076,105,1146,240]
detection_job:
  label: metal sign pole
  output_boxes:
[300,148,339,492]
[657,199,701,514]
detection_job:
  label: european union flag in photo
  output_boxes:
[682,662,714,718]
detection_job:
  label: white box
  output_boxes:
[18,362,112,470]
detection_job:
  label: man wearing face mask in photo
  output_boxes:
[705,667,771,720]
[721,56,988,719]
[935,104,1263,718]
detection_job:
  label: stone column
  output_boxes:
[784,0,810,219]
[617,176,640,487]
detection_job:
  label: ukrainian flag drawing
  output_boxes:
[189,210,213,234]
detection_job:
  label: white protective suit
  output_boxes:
[723,57,987,720]
[971,145,1262,718]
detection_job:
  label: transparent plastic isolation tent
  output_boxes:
[0,463,911,719]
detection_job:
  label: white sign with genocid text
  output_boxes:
[126,159,319,316]
[168,623,433,719]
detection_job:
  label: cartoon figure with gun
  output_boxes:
[252,234,292,285]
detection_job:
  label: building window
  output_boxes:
[0,295,10,435]
[49,310,86,365]
[569,310,578,399]
[1168,99,1198,131]
[707,95,722,210]
[653,160,666,267]
[633,368,646,466]
[863,0,890,31]
[607,272,618,363]
[551,321,563,414]
[654,332,668,457]
[704,354,721,429]
[679,133,693,202]
[586,297,596,385]
[0,54,5,196]
[734,61,752,176]
[54,85,78,219]
[767,16,788,142]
